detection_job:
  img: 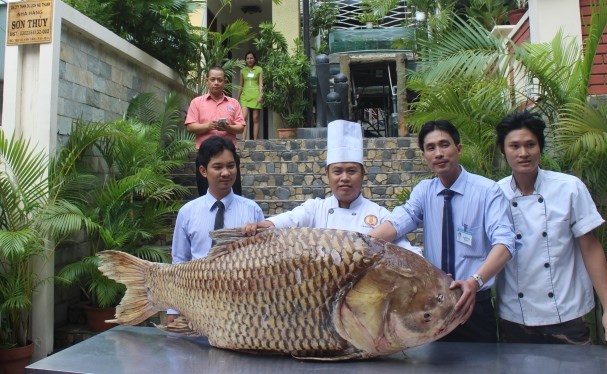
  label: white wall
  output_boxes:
[529,0,582,45]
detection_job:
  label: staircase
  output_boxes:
[174,136,427,243]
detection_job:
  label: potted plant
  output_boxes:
[507,0,528,25]
[56,93,192,331]
[358,11,380,28]
[310,1,338,54]
[357,0,400,28]
[0,128,100,373]
[255,23,311,137]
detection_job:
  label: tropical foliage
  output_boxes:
[63,0,199,79]
[56,93,194,308]
[310,0,339,54]
[0,126,105,348]
[406,0,607,262]
[255,23,311,128]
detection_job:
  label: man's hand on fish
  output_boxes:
[450,277,478,324]
[242,220,275,236]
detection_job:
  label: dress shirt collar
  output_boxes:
[436,165,467,197]
[203,190,235,211]
[203,92,227,103]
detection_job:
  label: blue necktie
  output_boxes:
[441,189,455,278]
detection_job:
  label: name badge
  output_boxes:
[457,227,473,246]
[247,72,255,78]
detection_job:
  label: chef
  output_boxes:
[495,111,607,344]
[242,120,420,255]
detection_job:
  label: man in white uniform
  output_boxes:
[495,111,607,344]
[242,120,419,255]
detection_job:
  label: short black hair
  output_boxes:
[197,136,239,167]
[495,111,546,154]
[418,120,461,151]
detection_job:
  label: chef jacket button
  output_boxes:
[512,201,518,207]
[544,262,550,268]
[518,292,524,298]
[548,292,554,298]
[351,212,356,216]
[538,197,544,203]
[542,231,547,237]
[329,209,334,214]
[516,234,522,239]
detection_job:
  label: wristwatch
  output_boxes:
[471,273,484,289]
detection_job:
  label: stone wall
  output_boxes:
[50,3,191,328]
[56,26,191,145]
[173,136,427,246]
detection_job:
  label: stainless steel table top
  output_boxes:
[27,325,607,374]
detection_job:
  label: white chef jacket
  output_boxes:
[496,169,604,326]
[268,194,421,256]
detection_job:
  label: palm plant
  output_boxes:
[255,23,311,128]
[186,19,255,95]
[63,0,199,80]
[0,125,107,348]
[56,92,194,308]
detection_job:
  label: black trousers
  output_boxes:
[195,157,242,197]
[439,289,497,343]
[499,317,591,345]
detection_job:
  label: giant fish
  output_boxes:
[97,228,463,361]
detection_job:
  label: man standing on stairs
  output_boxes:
[185,66,246,196]
[241,120,420,256]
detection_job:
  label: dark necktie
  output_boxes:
[211,201,224,246]
[212,200,225,230]
[441,189,456,278]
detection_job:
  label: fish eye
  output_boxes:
[423,313,432,321]
[437,294,445,304]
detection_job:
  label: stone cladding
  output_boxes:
[173,136,428,245]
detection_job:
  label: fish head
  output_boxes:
[334,243,463,357]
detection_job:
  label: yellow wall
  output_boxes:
[272,1,300,50]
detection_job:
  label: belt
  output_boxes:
[476,289,492,302]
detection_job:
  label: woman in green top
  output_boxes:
[238,51,264,140]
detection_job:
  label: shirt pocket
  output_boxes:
[546,220,572,258]
[458,225,485,259]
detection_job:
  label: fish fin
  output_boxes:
[207,228,270,259]
[97,250,161,325]
[155,316,200,336]
[333,264,406,355]
[292,350,374,361]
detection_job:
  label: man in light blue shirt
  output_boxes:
[168,136,264,322]
[369,120,515,342]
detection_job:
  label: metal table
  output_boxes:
[27,325,607,374]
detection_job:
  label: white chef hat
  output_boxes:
[326,120,363,166]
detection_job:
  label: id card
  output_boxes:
[457,227,473,246]
[247,72,255,78]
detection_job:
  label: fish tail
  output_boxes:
[97,250,160,326]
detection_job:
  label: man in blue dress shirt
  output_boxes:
[369,120,515,342]
[167,136,265,323]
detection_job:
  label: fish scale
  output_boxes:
[98,227,463,360]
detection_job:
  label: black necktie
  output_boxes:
[212,201,225,230]
[211,201,224,246]
[441,189,456,278]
